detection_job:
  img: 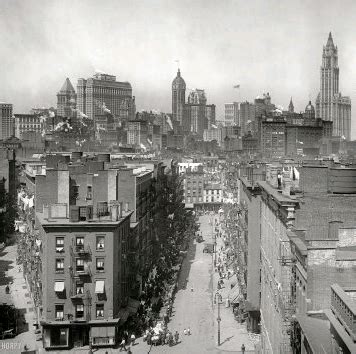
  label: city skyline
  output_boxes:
[1,0,356,138]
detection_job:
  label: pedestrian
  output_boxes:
[241,343,246,353]
[131,333,136,345]
[183,328,187,335]
[127,347,132,354]
[174,330,179,344]
[120,338,127,351]
[187,327,191,335]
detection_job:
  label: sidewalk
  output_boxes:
[210,214,256,353]
[0,244,40,353]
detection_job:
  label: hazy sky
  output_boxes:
[1,0,356,137]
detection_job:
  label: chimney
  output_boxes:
[328,221,343,239]
[43,205,49,220]
[118,202,122,218]
[282,174,291,197]
[111,205,118,221]
[125,202,129,212]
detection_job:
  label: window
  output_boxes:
[86,186,92,200]
[55,304,64,320]
[56,259,64,273]
[56,237,64,253]
[76,237,84,250]
[75,304,84,318]
[96,304,104,318]
[96,236,105,250]
[76,258,84,272]
[76,282,84,295]
[79,207,87,221]
[96,258,105,272]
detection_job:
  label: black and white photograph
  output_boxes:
[0,0,356,353]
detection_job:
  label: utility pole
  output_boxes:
[214,291,222,346]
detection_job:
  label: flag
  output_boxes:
[233,85,240,89]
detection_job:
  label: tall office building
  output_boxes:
[316,33,351,139]
[77,73,135,129]
[183,89,216,136]
[172,69,186,125]
[57,78,77,118]
[0,103,13,140]
[224,102,240,126]
[240,101,255,135]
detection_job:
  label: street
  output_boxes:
[133,213,255,354]
[0,244,39,353]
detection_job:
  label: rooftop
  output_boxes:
[296,313,333,354]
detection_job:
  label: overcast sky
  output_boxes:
[1,0,356,138]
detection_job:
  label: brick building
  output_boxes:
[35,164,132,349]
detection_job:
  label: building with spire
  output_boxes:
[172,69,186,125]
[288,97,294,113]
[57,78,77,118]
[315,33,351,140]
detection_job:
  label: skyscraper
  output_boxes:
[0,103,13,140]
[77,72,135,128]
[224,102,240,126]
[316,33,351,139]
[172,69,186,125]
[57,78,77,118]
[183,89,215,136]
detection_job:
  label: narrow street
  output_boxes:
[133,213,255,354]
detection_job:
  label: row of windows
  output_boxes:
[56,236,104,252]
[55,257,105,272]
[55,303,104,319]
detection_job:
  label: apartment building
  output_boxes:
[34,163,132,350]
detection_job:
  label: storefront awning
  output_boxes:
[229,284,242,304]
[54,281,65,292]
[128,298,140,315]
[91,326,116,337]
[118,308,130,323]
[95,280,105,294]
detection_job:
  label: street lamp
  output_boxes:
[214,291,223,346]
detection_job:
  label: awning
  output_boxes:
[128,298,140,315]
[118,308,130,323]
[91,326,116,337]
[95,280,105,294]
[229,284,243,304]
[54,281,65,292]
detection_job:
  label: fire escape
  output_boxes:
[277,239,296,353]
[69,242,92,322]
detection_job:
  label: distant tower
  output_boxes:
[288,97,294,113]
[172,69,186,125]
[315,32,351,139]
[0,103,13,140]
[57,78,77,118]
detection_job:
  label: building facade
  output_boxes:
[77,73,135,130]
[14,114,42,139]
[315,33,351,140]
[240,101,255,135]
[0,103,13,140]
[172,69,186,125]
[224,102,239,126]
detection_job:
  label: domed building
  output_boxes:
[304,100,315,119]
[172,69,186,125]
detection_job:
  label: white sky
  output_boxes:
[1,0,356,138]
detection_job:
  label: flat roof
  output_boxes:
[37,211,132,227]
[258,181,297,204]
[296,313,333,354]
